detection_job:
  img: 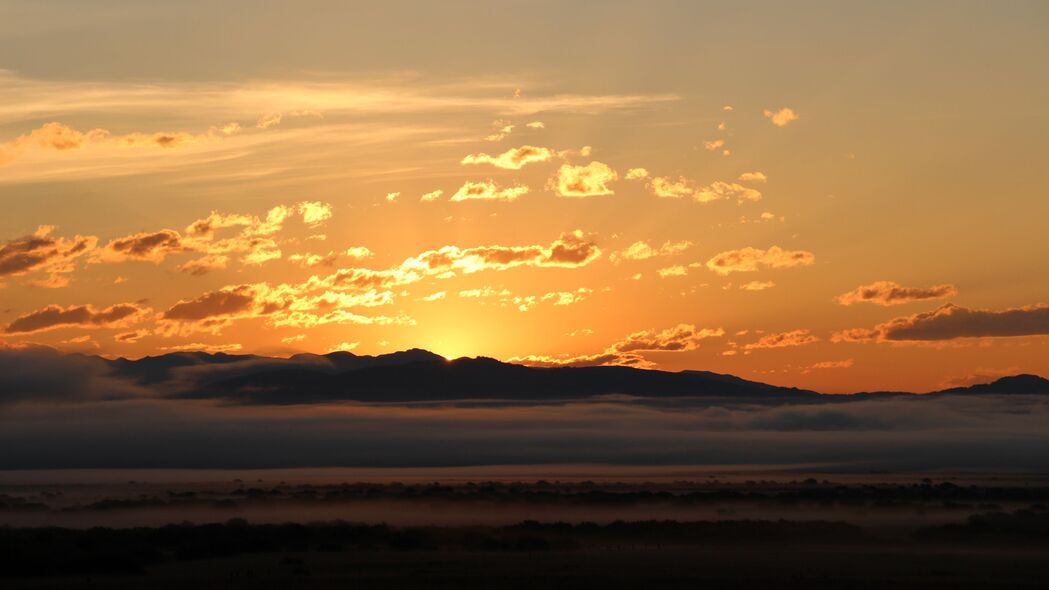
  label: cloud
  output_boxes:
[484,119,514,141]
[114,330,147,343]
[97,229,186,262]
[764,107,799,127]
[836,281,958,306]
[744,329,819,350]
[609,240,692,264]
[400,230,601,275]
[159,342,243,353]
[3,302,150,335]
[550,161,617,197]
[706,246,815,275]
[175,254,229,276]
[526,121,545,129]
[837,303,1049,343]
[694,181,762,203]
[329,341,361,352]
[450,180,529,202]
[0,122,109,166]
[0,226,97,284]
[419,291,446,302]
[740,280,775,291]
[1,393,1047,470]
[420,189,444,202]
[657,265,688,278]
[385,192,400,202]
[0,348,147,404]
[649,176,695,199]
[512,324,724,368]
[625,167,650,180]
[738,171,767,183]
[801,359,855,373]
[297,201,333,227]
[461,145,555,169]
[648,178,762,203]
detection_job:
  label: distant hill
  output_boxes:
[931,374,1049,396]
[94,348,1049,403]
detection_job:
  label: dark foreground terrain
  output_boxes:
[2,476,1047,588]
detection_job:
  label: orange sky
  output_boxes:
[1,1,1047,392]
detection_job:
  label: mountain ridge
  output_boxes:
[76,347,1049,403]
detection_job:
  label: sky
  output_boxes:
[1,0,1048,393]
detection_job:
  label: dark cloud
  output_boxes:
[836,303,1049,343]
[3,303,149,335]
[0,227,97,280]
[836,281,957,306]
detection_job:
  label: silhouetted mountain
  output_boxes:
[105,348,446,387]
[932,374,1049,396]
[87,348,1049,403]
[192,355,822,404]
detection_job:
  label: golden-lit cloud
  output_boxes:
[744,329,819,350]
[297,201,333,227]
[706,246,815,275]
[834,303,1049,343]
[694,181,762,203]
[763,107,799,127]
[649,176,695,199]
[609,240,692,263]
[159,342,243,353]
[450,179,529,202]
[526,121,545,129]
[801,359,854,373]
[114,330,148,344]
[3,302,150,335]
[836,281,958,306]
[0,226,97,284]
[648,177,762,203]
[657,265,688,278]
[550,161,617,197]
[0,122,109,167]
[737,171,767,183]
[97,229,186,263]
[420,189,444,202]
[511,323,724,368]
[460,145,555,170]
[740,280,776,291]
[625,167,650,180]
[453,286,591,312]
[175,254,229,276]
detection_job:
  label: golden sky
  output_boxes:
[1,0,1047,392]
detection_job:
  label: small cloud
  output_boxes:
[550,161,618,197]
[836,281,958,306]
[657,265,688,278]
[461,145,555,170]
[738,171,767,183]
[526,121,545,129]
[740,280,775,291]
[450,180,529,202]
[706,246,815,275]
[385,192,400,203]
[281,334,307,344]
[763,107,799,127]
[744,329,819,350]
[419,291,447,302]
[420,189,444,202]
[625,168,650,180]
